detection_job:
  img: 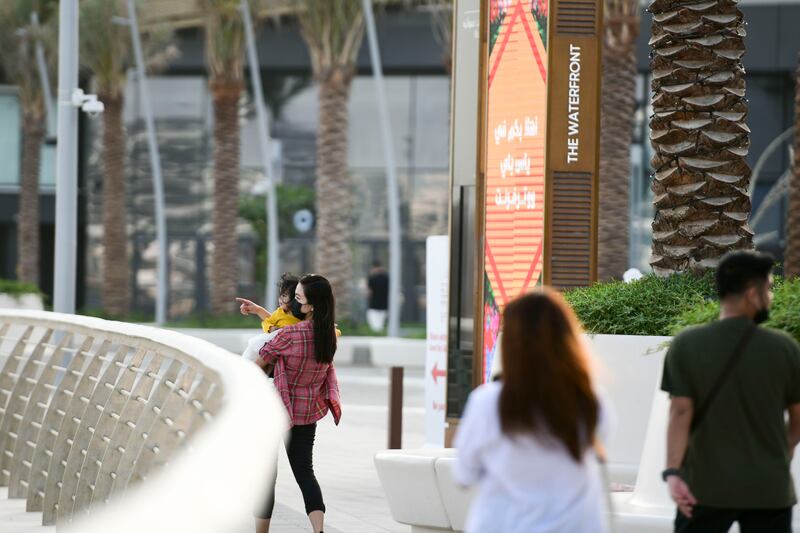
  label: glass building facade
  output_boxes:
[79,73,450,321]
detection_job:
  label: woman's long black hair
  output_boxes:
[300,274,337,364]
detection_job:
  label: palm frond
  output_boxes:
[0,0,59,116]
[198,0,256,82]
[296,0,365,78]
[80,0,178,96]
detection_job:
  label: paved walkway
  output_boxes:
[230,366,426,533]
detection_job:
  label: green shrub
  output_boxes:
[669,300,719,335]
[239,184,316,288]
[563,273,716,336]
[0,279,42,297]
[769,278,800,343]
[672,277,800,344]
[566,273,800,344]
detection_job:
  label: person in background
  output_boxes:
[662,250,800,533]
[366,260,389,332]
[454,289,610,533]
[252,274,341,533]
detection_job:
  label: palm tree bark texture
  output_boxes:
[99,92,130,316]
[298,0,365,320]
[785,51,800,278]
[0,5,50,287]
[648,0,753,276]
[598,0,640,280]
[210,80,242,315]
[316,71,355,318]
[203,0,246,316]
[18,115,44,285]
[79,0,136,317]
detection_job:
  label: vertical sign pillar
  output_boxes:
[446,0,604,424]
[544,0,603,289]
[445,0,482,439]
[425,235,449,447]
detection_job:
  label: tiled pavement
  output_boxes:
[230,366,426,533]
[229,504,346,533]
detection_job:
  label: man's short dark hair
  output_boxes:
[371,260,382,269]
[716,250,774,299]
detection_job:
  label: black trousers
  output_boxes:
[257,423,326,519]
[675,505,792,533]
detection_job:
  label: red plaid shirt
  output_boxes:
[259,320,341,427]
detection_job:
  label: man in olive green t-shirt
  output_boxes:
[662,251,800,533]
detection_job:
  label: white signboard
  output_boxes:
[425,235,449,447]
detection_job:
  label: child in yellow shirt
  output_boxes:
[237,274,303,362]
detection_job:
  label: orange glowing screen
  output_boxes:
[482,0,548,382]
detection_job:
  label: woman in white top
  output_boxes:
[454,289,610,533]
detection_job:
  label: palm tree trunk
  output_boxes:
[649,0,753,275]
[316,72,354,319]
[17,118,43,285]
[598,41,637,280]
[210,80,242,315]
[785,52,800,278]
[101,92,130,317]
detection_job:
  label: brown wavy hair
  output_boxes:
[498,289,599,462]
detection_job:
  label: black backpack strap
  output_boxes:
[690,323,757,434]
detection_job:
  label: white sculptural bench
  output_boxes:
[0,310,285,533]
[374,448,475,533]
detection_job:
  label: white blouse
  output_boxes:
[454,381,610,533]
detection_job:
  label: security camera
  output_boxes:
[71,88,104,117]
[81,99,105,117]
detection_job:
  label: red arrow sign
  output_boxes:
[431,361,447,384]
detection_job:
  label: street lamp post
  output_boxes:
[125,0,169,325]
[361,0,402,338]
[53,0,80,315]
[241,0,280,308]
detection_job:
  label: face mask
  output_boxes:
[290,299,307,320]
[753,287,770,324]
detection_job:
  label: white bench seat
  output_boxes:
[374,449,453,530]
[375,450,476,532]
[433,455,474,531]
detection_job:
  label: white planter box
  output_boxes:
[0,293,44,311]
[588,334,670,485]
[376,333,672,532]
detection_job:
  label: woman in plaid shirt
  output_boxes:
[253,274,341,533]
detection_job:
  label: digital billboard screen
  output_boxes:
[482,0,549,382]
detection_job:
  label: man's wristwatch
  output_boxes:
[661,468,682,482]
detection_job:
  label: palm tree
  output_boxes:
[597,0,639,280]
[80,0,132,317]
[648,0,753,275]
[0,1,56,287]
[80,0,175,317]
[785,52,800,278]
[202,0,247,315]
[296,0,365,319]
